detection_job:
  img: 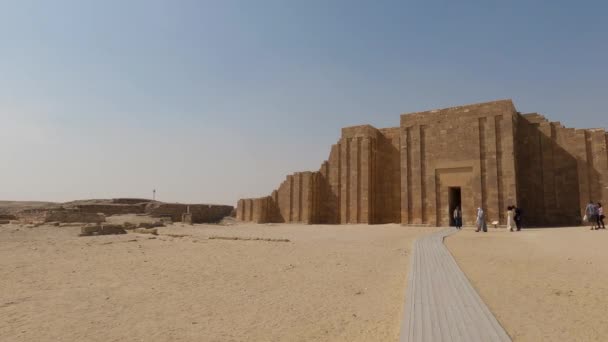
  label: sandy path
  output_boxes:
[446,227,608,342]
[0,223,435,342]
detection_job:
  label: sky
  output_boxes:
[1,0,607,205]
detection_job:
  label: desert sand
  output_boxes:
[447,227,608,342]
[0,221,437,342]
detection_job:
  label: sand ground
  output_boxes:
[447,227,608,342]
[0,222,436,342]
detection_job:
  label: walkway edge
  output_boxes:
[399,228,512,342]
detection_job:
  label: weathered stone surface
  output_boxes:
[80,223,127,236]
[111,198,153,205]
[73,203,145,215]
[18,209,105,224]
[100,224,127,235]
[59,222,82,227]
[137,222,164,229]
[237,100,608,226]
[11,199,232,224]
[144,203,233,223]
[133,228,158,235]
[80,224,101,235]
[182,213,193,225]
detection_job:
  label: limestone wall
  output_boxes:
[17,209,105,223]
[111,198,153,205]
[145,203,233,223]
[236,99,607,226]
[516,114,608,226]
[73,204,145,215]
[337,125,377,223]
[236,125,402,224]
[45,210,105,223]
[237,171,319,223]
[400,99,518,226]
[376,127,402,223]
[15,209,48,222]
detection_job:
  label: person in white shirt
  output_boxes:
[586,201,597,230]
[597,203,605,229]
[507,206,514,231]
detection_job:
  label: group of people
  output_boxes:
[453,202,606,230]
[585,201,605,230]
[506,206,523,232]
[452,205,523,232]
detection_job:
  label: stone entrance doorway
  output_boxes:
[448,187,461,226]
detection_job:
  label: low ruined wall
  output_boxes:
[17,209,105,223]
[46,210,105,223]
[0,214,17,220]
[15,209,47,222]
[74,204,145,215]
[112,198,153,205]
[12,199,232,224]
[145,203,234,223]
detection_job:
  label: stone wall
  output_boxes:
[0,214,17,220]
[14,209,47,222]
[237,125,399,224]
[17,209,105,223]
[144,203,233,223]
[237,171,319,223]
[73,204,145,215]
[400,100,518,226]
[337,125,377,223]
[45,210,105,223]
[111,198,153,205]
[375,127,402,223]
[12,200,233,225]
[237,99,607,226]
[516,114,608,226]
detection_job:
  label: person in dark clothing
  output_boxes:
[514,206,523,231]
[453,206,462,229]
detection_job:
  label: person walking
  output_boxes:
[514,206,523,231]
[597,203,605,229]
[507,206,514,231]
[586,201,597,230]
[475,207,487,232]
[453,206,462,229]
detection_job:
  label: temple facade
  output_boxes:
[236,100,608,226]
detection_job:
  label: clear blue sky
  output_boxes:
[1,0,607,205]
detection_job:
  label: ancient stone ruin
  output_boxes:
[11,198,233,225]
[17,208,106,224]
[237,100,608,226]
[80,223,127,236]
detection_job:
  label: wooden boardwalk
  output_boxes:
[400,228,512,342]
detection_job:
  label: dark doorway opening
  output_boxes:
[448,187,462,226]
